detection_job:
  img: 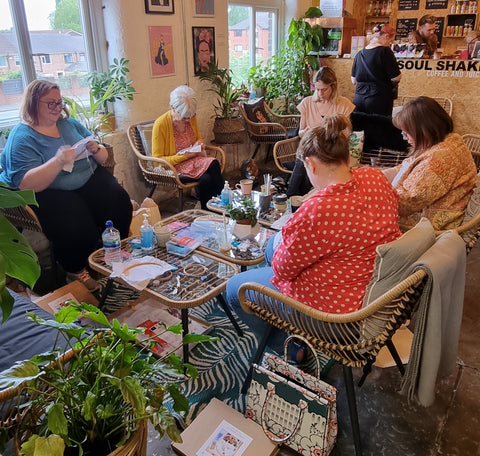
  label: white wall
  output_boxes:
[100,0,302,201]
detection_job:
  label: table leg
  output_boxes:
[181,308,189,365]
[217,293,244,337]
[98,277,114,310]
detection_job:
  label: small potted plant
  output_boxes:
[198,60,245,144]
[0,302,215,456]
[226,196,260,239]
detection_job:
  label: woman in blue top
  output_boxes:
[0,80,132,292]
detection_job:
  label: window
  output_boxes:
[228,1,282,87]
[0,0,106,129]
[0,55,6,67]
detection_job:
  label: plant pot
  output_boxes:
[213,117,245,144]
[232,219,260,240]
[100,113,116,134]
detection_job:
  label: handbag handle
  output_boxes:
[284,334,321,378]
[260,383,307,443]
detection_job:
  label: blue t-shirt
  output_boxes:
[0,117,97,190]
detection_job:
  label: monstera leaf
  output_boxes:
[0,185,40,322]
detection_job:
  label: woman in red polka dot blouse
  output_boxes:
[226,115,401,352]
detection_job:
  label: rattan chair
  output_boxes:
[238,269,428,456]
[273,136,300,175]
[462,133,480,172]
[394,96,453,116]
[238,101,300,162]
[127,120,226,211]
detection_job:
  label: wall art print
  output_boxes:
[149,26,175,77]
[193,0,214,16]
[192,26,215,76]
[145,0,174,14]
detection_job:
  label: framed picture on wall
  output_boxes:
[192,27,215,76]
[148,26,176,77]
[193,0,214,17]
[145,0,174,15]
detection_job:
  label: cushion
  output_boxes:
[137,122,154,156]
[460,176,480,243]
[0,290,67,373]
[362,217,436,307]
[243,97,269,124]
[349,130,364,167]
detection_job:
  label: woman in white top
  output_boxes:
[288,67,355,196]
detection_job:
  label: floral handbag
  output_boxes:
[246,336,337,456]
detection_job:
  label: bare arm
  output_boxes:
[19,146,75,192]
[87,141,108,165]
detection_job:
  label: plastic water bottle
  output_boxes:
[220,181,231,206]
[102,220,122,265]
[140,213,154,252]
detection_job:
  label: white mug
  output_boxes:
[235,179,253,196]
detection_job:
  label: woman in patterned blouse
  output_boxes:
[226,115,401,352]
[383,96,477,231]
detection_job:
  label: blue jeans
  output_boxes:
[226,266,288,354]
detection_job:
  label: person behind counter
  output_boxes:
[226,115,401,353]
[408,14,439,59]
[0,79,133,292]
[460,30,480,59]
[383,96,477,231]
[151,85,223,209]
[351,23,401,117]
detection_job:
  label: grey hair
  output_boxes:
[170,85,197,119]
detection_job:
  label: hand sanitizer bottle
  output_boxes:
[221,181,231,206]
[140,213,154,252]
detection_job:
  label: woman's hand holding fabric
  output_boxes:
[55,145,75,168]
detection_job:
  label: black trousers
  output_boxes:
[33,165,132,273]
[287,159,312,197]
[180,159,224,209]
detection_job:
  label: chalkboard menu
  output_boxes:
[426,0,448,9]
[396,18,418,37]
[398,0,420,10]
[435,17,445,46]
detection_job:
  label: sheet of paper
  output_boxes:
[62,136,96,172]
[177,144,202,155]
[196,420,253,456]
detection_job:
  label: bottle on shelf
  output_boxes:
[102,220,122,265]
[386,0,392,15]
[140,213,155,252]
[374,0,380,15]
[456,0,462,13]
[367,0,374,15]
[220,180,232,206]
[381,1,387,15]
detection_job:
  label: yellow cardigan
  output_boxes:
[151,111,203,165]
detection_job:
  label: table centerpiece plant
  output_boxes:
[0,301,216,456]
[226,196,260,239]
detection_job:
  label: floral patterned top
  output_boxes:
[271,167,401,313]
[389,133,477,231]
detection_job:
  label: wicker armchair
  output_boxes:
[273,136,300,175]
[238,101,300,162]
[394,96,453,116]
[127,120,226,212]
[239,269,428,456]
[462,133,480,172]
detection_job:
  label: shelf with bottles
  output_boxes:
[449,0,477,14]
[366,0,392,18]
[444,13,476,37]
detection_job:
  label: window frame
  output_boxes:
[1,0,107,130]
[228,0,284,69]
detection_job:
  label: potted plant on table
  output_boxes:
[198,60,245,144]
[226,196,260,239]
[0,302,213,456]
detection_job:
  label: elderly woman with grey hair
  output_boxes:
[152,85,223,208]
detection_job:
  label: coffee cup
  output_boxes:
[290,195,303,213]
[235,179,253,196]
[273,193,288,213]
[260,184,274,195]
[154,224,171,248]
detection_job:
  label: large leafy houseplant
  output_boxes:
[248,7,324,114]
[0,302,215,456]
[64,58,136,142]
[0,185,40,323]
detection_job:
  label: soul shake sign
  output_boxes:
[398,59,480,78]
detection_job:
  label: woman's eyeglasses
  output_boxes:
[40,99,66,110]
